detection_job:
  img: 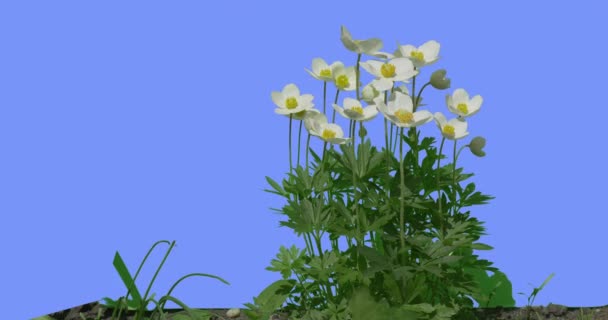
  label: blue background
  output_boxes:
[1,1,607,319]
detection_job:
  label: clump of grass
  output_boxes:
[91,239,230,320]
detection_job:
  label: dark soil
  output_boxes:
[33,300,608,320]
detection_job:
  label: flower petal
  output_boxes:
[312,58,327,74]
[420,40,440,61]
[283,84,300,97]
[271,91,284,107]
[372,78,393,91]
[413,110,433,124]
[452,88,469,103]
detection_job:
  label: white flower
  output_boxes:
[305,58,344,82]
[394,40,440,68]
[304,112,350,145]
[271,83,314,116]
[360,58,418,91]
[340,25,383,55]
[434,112,469,140]
[332,97,378,122]
[332,65,357,91]
[374,92,433,128]
[446,88,482,119]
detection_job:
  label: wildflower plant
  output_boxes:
[243,25,533,320]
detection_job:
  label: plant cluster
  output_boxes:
[243,25,518,320]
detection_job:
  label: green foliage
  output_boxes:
[252,127,521,319]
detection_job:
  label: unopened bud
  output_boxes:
[361,83,380,103]
[469,136,486,157]
[358,124,367,138]
[430,69,451,90]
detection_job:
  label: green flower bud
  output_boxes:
[358,124,367,138]
[469,136,486,157]
[430,69,451,90]
[361,84,379,103]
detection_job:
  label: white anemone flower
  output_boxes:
[374,92,433,128]
[332,97,378,122]
[394,40,440,68]
[340,25,382,55]
[271,83,314,116]
[434,112,469,140]
[446,88,483,119]
[360,58,418,91]
[332,65,357,91]
[304,112,350,145]
[305,58,344,82]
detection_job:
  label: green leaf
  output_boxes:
[471,243,494,251]
[265,245,304,279]
[112,251,143,309]
[251,279,297,313]
[243,279,296,320]
[264,176,288,197]
[464,266,516,308]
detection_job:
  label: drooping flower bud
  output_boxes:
[469,136,486,157]
[361,83,380,104]
[430,69,451,90]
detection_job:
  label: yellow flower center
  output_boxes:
[336,75,350,89]
[351,105,364,115]
[322,128,336,140]
[411,50,424,61]
[320,68,332,77]
[285,97,298,109]
[381,63,396,78]
[442,125,455,137]
[457,103,469,115]
[394,109,413,123]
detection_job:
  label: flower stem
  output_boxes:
[437,137,446,238]
[288,115,293,175]
[399,127,406,259]
[356,53,361,100]
[297,120,302,170]
[323,81,327,115]
[452,139,458,216]
[351,119,361,275]
[331,90,340,123]
[305,134,311,174]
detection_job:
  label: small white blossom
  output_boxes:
[332,97,378,122]
[271,83,314,116]
[340,25,383,55]
[434,112,469,140]
[360,58,418,91]
[304,112,350,145]
[374,92,433,128]
[332,65,357,91]
[446,88,482,119]
[305,58,344,82]
[394,40,440,68]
